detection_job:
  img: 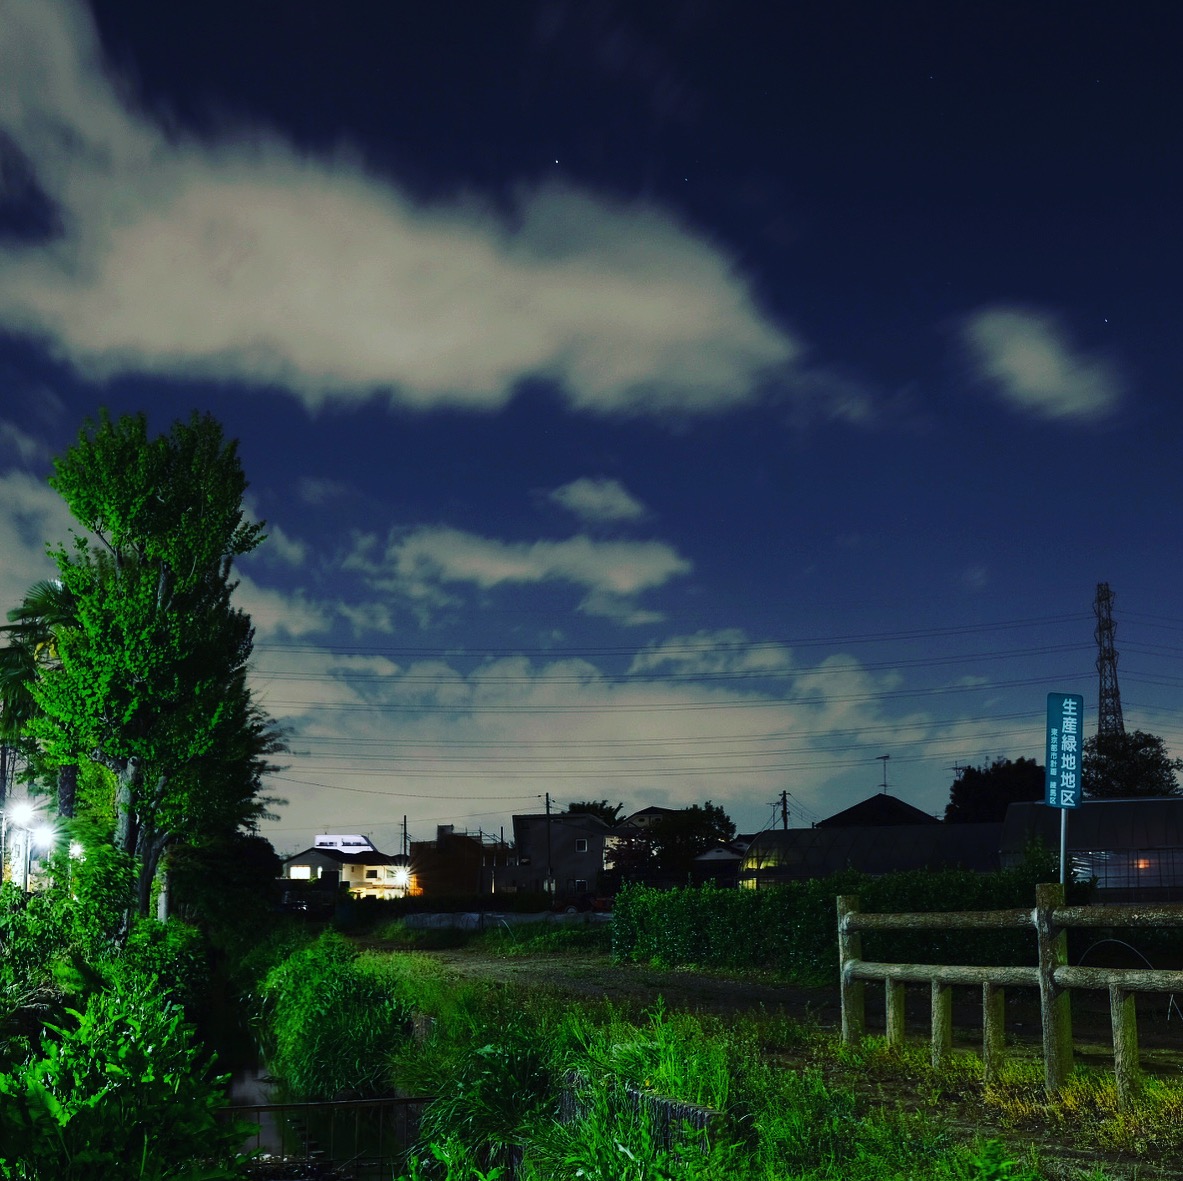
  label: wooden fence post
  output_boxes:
[1110,985,1140,1111]
[982,982,1006,1084]
[885,978,906,1046]
[1035,882,1072,1094]
[837,895,864,1045]
[930,980,952,1067]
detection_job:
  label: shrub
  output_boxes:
[0,971,244,1180]
[613,852,1080,982]
[415,1026,553,1175]
[260,929,411,1099]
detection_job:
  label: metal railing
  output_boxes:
[837,882,1183,1110]
[223,1095,428,1179]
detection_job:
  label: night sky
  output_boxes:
[2,0,1181,854]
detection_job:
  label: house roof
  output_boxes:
[512,812,611,839]
[1001,799,1183,852]
[815,793,941,828]
[616,806,678,830]
[743,823,1001,877]
[283,846,399,867]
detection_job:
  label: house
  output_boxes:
[739,823,1002,887]
[510,811,612,895]
[281,834,411,900]
[410,825,513,897]
[738,793,997,888]
[692,835,754,887]
[1002,798,1183,902]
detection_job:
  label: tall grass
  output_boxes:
[252,941,1136,1180]
[258,930,411,1099]
[378,963,1064,1180]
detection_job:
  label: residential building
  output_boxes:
[281,834,411,900]
[738,794,998,888]
[410,825,513,897]
[510,811,612,895]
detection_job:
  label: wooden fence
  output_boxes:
[837,882,1183,1110]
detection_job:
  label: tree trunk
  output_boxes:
[136,827,171,918]
[57,763,78,819]
[113,756,141,856]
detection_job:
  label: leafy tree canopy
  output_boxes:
[1082,729,1183,798]
[648,801,736,876]
[10,409,280,917]
[944,757,1045,823]
[564,799,623,825]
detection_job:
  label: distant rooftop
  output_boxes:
[314,834,376,851]
[815,794,940,828]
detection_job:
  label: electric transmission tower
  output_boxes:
[1094,582,1125,738]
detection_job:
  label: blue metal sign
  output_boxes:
[1045,693,1084,809]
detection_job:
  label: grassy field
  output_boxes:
[334,920,1183,1180]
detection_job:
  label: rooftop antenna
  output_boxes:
[1094,582,1125,738]
[876,753,890,794]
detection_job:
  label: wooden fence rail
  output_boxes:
[837,882,1183,1110]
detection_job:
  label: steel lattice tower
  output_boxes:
[1094,582,1125,737]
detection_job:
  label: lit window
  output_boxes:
[289,865,312,880]
[1134,858,1153,871]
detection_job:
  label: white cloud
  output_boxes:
[232,574,330,639]
[0,470,71,616]
[349,524,691,622]
[247,640,957,845]
[550,476,647,523]
[260,522,308,566]
[961,306,1123,421]
[630,629,794,676]
[0,420,51,466]
[0,0,801,420]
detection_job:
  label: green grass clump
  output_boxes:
[985,1058,1183,1156]
[259,930,411,1099]
[473,919,613,957]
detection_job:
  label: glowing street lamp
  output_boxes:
[3,801,36,890]
[2,802,50,891]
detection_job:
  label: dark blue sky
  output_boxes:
[1,0,1180,851]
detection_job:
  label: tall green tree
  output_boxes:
[1082,730,1183,798]
[943,757,1045,823]
[564,799,623,825]
[647,802,736,877]
[25,410,279,915]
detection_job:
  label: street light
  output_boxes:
[3,802,40,891]
[28,824,55,890]
[4,802,36,889]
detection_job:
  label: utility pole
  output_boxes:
[401,815,408,857]
[877,754,890,794]
[779,790,789,830]
[545,792,554,896]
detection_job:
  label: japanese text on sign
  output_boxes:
[1045,693,1083,809]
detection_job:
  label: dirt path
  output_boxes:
[423,949,843,1023]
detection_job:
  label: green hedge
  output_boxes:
[612,850,1078,983]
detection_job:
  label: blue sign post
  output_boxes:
[1045,693,1084,885]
